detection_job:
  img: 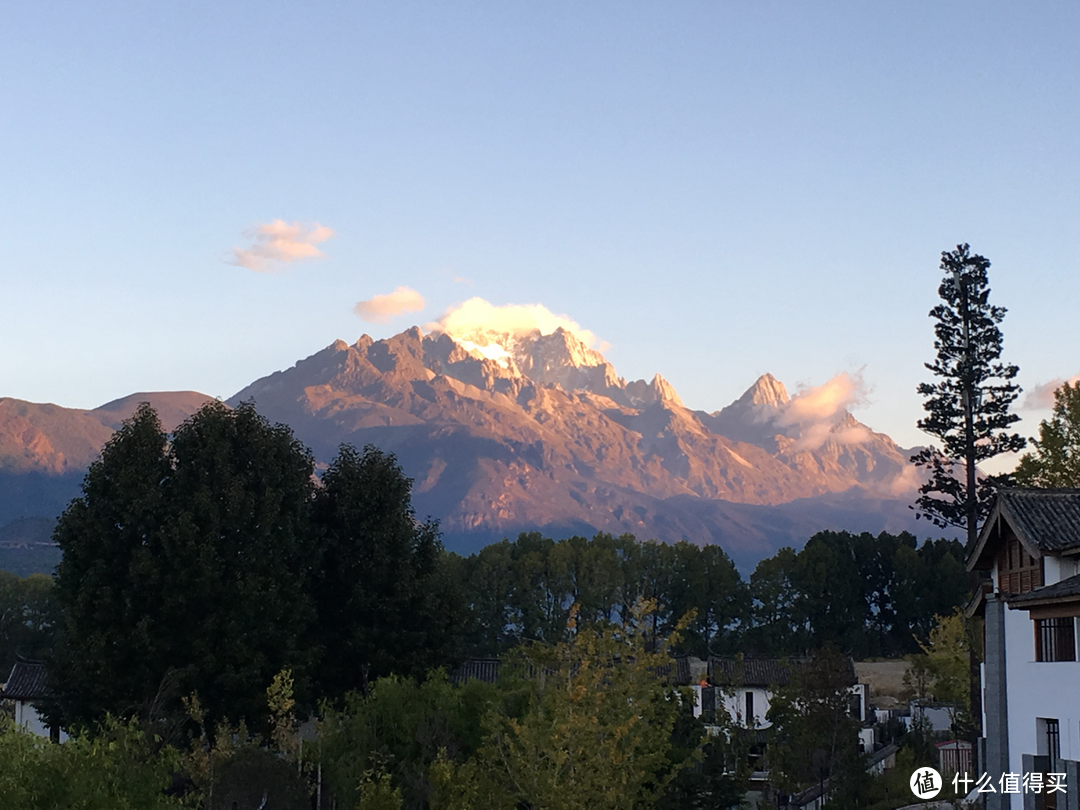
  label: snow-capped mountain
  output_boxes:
[0,326,933,570]
[225,327,924,563]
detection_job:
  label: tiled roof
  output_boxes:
[1008,572,1080,606]
[709,657,802,687]
[452,655,691,685]
[451,658,501,685]
[675,656,691,686]
[709,656,857,688]
[996,489,1080,553]
[868,742,901,767]
[2,661,47,701]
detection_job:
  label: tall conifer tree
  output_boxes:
[911,244,1025,548]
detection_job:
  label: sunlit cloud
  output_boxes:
[452,276,474,287]
[781,372,868,425]
[229,220,335,272]
[427,297,604,349]
[776,372,871,451]
[354,286,426,323]
[1023,374,1080,410]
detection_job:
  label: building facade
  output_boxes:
[968,489,1080,810]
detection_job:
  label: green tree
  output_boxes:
[163,400,318,725]
[48,403,173,726]
[1015,380,1080,487]
[0,715,183,810]
[319,672,498,810]
[889,538,968,651]
[766,647,865,803]
[792,534,865,654]
[913,611,972,735]
[911,244,1026,548]
[49,401,319,730]
[665,542,749,658]
[458,540,517,655]
[746,546,802,655]
[474,602,692,810]
[657,707,749,810]
[0,572,57,674]
[311,444,459,700]
[549,534,624,626]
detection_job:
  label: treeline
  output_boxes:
[455,529,969,661]
[0,528,971,692]
[0,399,970,737]
[0,399,974,809]
[2,613,735,810]
[0,572,53,675]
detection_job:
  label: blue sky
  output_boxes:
[3,2,1078,469]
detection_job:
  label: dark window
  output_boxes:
[1047,719,1061,768]
[1036,619,1076,662]
[702,686,716,715]
[745,690,754,726]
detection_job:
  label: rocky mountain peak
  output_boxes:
[650,374,683,407]
[742,373,790,408]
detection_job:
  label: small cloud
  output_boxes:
[230,220,335,272]
[354,286,426,323]
[427,297,603,348]
[1023,374,1080,410]
[452,276,474,287]
[781,372,868,426]
[770,372,871,452]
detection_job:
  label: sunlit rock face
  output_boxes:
[225,328,923,564]
[0,328,930,569]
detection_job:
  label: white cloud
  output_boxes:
[1023,374,1080,410]
[427,297,604,348]
[229,220,334,272]
[779,372,871,451]
[354,286,427,323]
[781,372,868,425]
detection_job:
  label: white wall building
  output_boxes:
[967,489,1080,810]
[2,660,66,741]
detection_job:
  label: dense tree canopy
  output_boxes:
[0,716,183,810]
[741,531,969,658]
[468,602,693,810]
[49,402,318,729]
[310,443,462,701]
[766,646,866,803]
[47,400,465,731]
[41,395,971,757]
[1015,380,1080,487]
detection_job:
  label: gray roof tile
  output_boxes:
[1008,572,1080,606]
[2,661,47,701]
[997,489,1080,553]
[709,657,802,687]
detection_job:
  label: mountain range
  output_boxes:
[0,325,941,573]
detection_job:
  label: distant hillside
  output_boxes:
[0,392,214,574]
[89,391,216,431]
